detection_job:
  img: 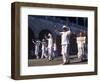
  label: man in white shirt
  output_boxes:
[55,25,71,64]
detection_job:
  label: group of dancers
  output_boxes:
[32,25,87,64]
[32,33,57,61]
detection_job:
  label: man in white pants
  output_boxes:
[55,25,71,64]
[45,33,53,61]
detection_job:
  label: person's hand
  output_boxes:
[44,35,47,39]
[32,39,35,43]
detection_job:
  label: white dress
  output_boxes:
[34,42,40,55]
[77,36,86,59]
[47,38,53,60]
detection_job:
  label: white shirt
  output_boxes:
[77,36,86,47]
[47,38,53,48]
[35,42,40,53]
[42,42,46,50]
[60,31,71,45]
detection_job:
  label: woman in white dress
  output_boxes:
[77,32,86,61]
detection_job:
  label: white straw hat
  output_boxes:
[62,25,67,28]
[62,25,69,29]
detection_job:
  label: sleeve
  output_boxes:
[77,37,79,43]
[55,30,62,35]
[32,41,35,44]
[67,30,71,35]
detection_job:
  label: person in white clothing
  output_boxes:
[32,40,41,59]
[45,33,53,61]
[55,25,71,64]
[53,42,57,58]
[41,39,48,59]
[77,32,86,61]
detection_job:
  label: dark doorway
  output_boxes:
[56,35,61,56]
[39,29,52,41]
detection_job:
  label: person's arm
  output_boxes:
[67,28,71,35]
[55,29,62,35]
[32,39,35,44]
[39,41,42,44]
[44,35,47,40]
[45,35,49,41]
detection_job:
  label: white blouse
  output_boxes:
[77,36,86,47]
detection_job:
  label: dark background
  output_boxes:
[28,15,88,59]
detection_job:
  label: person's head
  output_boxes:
[48,33,52,38]
[42,39,45,42]
[36,40,39,43]
[62,25,69,32]
[79,32,84,37]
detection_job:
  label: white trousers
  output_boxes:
[41,49,47,58]
[48,47,53,60]
[61,44,69,63]
[78,45,84,59]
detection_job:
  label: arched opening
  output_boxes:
[39,29,62,56]
[28,27,35,59]
[39,29,52,41]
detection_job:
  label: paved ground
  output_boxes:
[28,55,87,66]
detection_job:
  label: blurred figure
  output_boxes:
[77,32,86,61]
[55,25,71,64]
[53,42,57,58]
[32,39,41,59]
[45,33,53,61]
[41,39,48,59]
